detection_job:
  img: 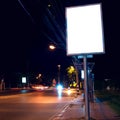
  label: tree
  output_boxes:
[66,66,77,87]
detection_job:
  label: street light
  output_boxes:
[49,44,56,50]
[49,43,66,51]
[36,74,42,84]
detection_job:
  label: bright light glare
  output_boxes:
[57,84,63,91]
[32,85,44,90]
[67,89,71,95]
[81,70,84,79]
[66,3,104,55]
[57,84,63,98]
[49,45,56,50]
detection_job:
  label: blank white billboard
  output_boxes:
[22,77,26,83]
[66,3,104,55]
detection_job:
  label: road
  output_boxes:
[0,88,74,120]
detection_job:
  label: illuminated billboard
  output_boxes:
[22,77,26,83]
[66,3,105,55]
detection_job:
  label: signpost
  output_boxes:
[83,55,90,120]
[66,3,104,120]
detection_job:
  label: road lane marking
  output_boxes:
[48,103,69,120]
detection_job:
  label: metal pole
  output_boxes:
[58,65,61,84]
[83,55,90,120]
[76,68,79,85]
[76,69,80,95]
[0,82,2,91]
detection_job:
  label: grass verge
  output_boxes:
[95,90,120,115]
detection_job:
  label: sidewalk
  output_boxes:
[52,95,120,120]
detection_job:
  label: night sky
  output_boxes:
[0,0,120,86]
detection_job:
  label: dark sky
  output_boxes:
[0,0,120,82]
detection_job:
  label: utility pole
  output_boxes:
[58,65,61,84]
[83,55,90,120]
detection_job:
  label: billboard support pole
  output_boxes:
[83,55,90,120]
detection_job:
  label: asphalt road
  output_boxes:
[0,88,74,120]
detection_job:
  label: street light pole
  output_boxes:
[83,55,90,120]
[58,65,61,84]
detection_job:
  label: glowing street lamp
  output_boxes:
[36,74,41,79]
[49,44,56,50]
